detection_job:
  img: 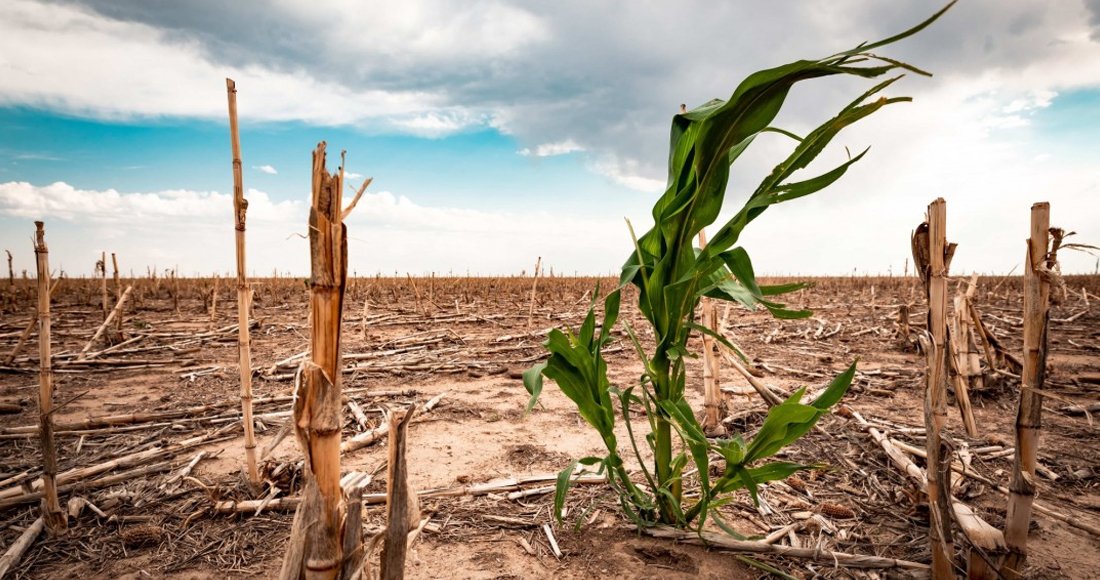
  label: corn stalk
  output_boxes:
[281,142,369,580]
[225,78,260,488]
[525,4,951,528]
[33,222,66,534]
[1002,203,1057,578]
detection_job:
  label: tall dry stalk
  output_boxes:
[110,253,122,336]
[226,78,260,488]
[912,198,955,577]
[1002,202,1054,578]
[281,142,367,580]
[526,256,541,330]
[210,274,220,321]
[697,229,725,436]
[98,251,108,320]
[33,222,66,534]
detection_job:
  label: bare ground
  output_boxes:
[0,275,1098,578]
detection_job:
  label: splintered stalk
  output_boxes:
[915,198,955,577]
[282,142,369,580]
[1002,202,1054,578]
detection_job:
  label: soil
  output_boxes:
[0,275,1097,579]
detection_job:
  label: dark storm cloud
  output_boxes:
[30,0,1100,185]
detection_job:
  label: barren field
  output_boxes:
[1,274,1098,578]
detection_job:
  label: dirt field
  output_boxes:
[1,274,1098,579]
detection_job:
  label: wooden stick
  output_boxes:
[226,78,261,488]
[380,406,417,580]
[913,199,954,577]
[0,517,44,579]
[1003,202,1052,578]
[77,285,132,359]
[32,222,65,535]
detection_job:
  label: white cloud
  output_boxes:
[0,0,466,131]
[0,181,300,224]
[387,111,487,138]
[0,181,637,276]
[253,164,278,175]
[518,139,585,157]
[2,1,1100,275]
[589,156,665,193]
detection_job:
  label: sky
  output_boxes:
[1,0,1098,277]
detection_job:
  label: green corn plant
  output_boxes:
[525,4,952,529]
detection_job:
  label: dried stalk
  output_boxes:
[949,276,979,436]
[77,285,132,359]
[718,347,785,407]
[215,473,606,513]
[110,253,122,336]
[1002,202,1053,578]
[526,256,541,330]
[698,229,726,435]
[912,199,954,577]
[0,426,235,506]
[342,393,445,454]
[32,222,65,534]
[380,406,418,580]
[849,408,1004,577]
[281,141,358,580]
[0,516,44,578]
[226,78,260,487]
[98,251,108,321]
[4,280,62,366]
[645,526,928,570]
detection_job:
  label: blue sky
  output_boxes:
[1,0,1098,276]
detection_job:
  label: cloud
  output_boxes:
[589,156,664,192]
[13,153,63,161]
[0,0,465,131]
[253,164,278,175]
[387,110,488,138]
[0,181,300,224]
[0,180,639,275]
[8,0,1100,185]
[2,1,1099,275]
[518,139,584,157]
